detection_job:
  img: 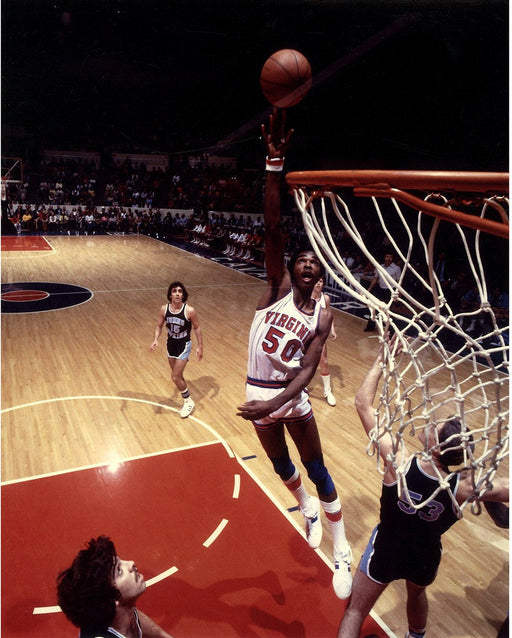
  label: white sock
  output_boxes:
[321,374,331,393]
[321,498,348,551]
[285,469,313,513]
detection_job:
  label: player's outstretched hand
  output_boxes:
[261,109,293,160]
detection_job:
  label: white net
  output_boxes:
[290,179,509,517]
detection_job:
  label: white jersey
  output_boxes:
[377,262,401,289]
[247,290,321,387]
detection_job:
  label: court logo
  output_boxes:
[1,282,93,313]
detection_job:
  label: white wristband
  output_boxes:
[265,156,285,172]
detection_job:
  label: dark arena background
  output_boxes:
[2,2,508,638]
[3,0,508,173]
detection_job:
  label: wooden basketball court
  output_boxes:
[2,234,508,637]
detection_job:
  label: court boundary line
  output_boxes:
[1,235,55,256]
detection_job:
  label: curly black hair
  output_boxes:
[57,536,119,634]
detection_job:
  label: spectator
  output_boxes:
[364,252,402,332]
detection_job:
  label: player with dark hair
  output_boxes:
[150,280,203,418]
[237,110,353,600]
[57,536,172,638]
[337,338,509,638]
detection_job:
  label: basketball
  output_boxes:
[260,49,312,108]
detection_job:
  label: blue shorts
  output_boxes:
[246,378,313,430]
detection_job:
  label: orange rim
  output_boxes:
[286,170,509,239]
[286,170,509,192]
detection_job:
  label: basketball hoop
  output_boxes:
[287,169,509,517]
[1,156,23,204]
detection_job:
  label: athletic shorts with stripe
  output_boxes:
[360,524,441,586]
[246,378,313,430]
[167,338,192,360]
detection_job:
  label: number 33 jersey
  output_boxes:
[247,290,321,386]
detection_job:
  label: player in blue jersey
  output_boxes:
[338,338,509,638]
[237,110,352,599]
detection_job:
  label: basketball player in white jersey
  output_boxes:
[312,276,337,406]
[237,110,352,599]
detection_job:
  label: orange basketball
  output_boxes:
[260,49,312,108]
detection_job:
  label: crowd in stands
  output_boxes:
[3,151,313,266]
[187,213,266,263]
[5,152,262,215]
[3,151,508,330]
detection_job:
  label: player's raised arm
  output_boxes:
[355,337,399,465]
[257,110,294,308]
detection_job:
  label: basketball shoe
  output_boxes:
[180,398,195,418]
[300,496,323,549]
[324,389,336,407]
[333,544,353,599]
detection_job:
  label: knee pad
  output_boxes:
[269,452,295,481]
[303,456,335,496]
